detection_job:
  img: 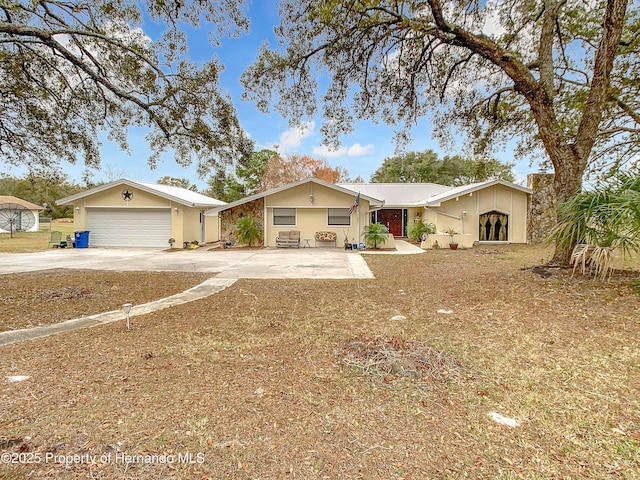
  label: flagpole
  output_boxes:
[356,201,360,247]
[348,192,360,248]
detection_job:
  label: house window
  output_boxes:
[273,208,296,226]
[479,211,509,241]
[327,208,351,226]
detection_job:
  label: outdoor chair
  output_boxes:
[276,230,301,248]
[48,231,62,248]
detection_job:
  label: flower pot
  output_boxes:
[449,243,458,250]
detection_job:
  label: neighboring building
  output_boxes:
[0,196,44,233]
[205,177,532,248]
[56,179,225,248]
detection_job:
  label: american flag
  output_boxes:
[348,192,360,215]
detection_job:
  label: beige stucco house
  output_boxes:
[56,179,224,248]
[205,178,384,248]
[206,177,531,249]
[340,179,532,248]
[55,176,532,249]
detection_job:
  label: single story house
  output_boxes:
[55,176,533,249]
[339,179,533,247]
[205,178,384,248]
[0,196,44,233]
[56,179,225,248]
[206,178,532,248]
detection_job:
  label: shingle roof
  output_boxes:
[0,196,44,210]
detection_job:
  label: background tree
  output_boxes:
[0,173,83,218]
[205,149,277,202]
[261,153,350,190]
[205,171,247,203]
[237,149,277,194]
[370,150,514,185]
[1,0,252,175]
[242,0,637,263]
[82,163,129,188]
[157,176,198,192]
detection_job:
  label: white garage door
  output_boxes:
[87,208,171,247]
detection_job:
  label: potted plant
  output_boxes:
[406,221,436,243]
[445,228,458,250]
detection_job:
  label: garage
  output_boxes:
[57,179,225,248]
[87,208,171,247]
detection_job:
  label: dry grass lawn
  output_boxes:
[1,245,639,479]
[0,220,75,253]
[0,271,213,332]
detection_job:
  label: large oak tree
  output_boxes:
[1,0,252,176]
[242,0,638,263]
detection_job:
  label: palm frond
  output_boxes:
[549,171,640,268]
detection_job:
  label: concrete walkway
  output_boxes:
[0,244,424,346]
[362,239,425,255]
[0,278,236,347]
[0,247,379,346]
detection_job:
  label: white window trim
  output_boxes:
[327,207,352,227]
[273,207,297,227]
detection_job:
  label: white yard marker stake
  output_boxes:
[123,303,133,331]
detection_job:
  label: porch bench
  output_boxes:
[276,230,301,248]
[315,231,337,248]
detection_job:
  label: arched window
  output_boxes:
[479,211,508,241]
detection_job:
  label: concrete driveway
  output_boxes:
[0,247,373,279]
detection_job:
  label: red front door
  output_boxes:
[377,209,403,236]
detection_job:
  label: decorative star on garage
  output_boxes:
[122,189,133,201]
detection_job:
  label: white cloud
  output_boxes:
[312,145,347,157]
[278,121,315,151]
[313,142,374,158]
[347,143,374,156]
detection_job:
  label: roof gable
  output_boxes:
[56,179,225,207]
[205,177,384,215]
[0,196,44,211]
[424,179,532,206]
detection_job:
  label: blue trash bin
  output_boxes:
[74,231,90,248]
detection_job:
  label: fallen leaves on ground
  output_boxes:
[0,271,212,331]
[1,245,639,479]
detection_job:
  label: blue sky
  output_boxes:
[6,2,540,190]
